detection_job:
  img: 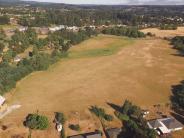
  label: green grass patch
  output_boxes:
[67,37,134,59]
[0,24,17,29]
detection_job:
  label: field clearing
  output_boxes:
[1,35,184,137]
[141,27,184,38]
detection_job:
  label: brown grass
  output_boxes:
[1,35,184,138]
[141,27,184,38]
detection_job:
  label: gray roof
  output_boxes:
[161,118,183,129]
[69,132,102,138]
[148,120,162,128]
[68,135,84,138]
[86,133,101,138]
[106,128,122,138]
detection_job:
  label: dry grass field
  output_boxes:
[1,34,184,138]
[141,27,184,38]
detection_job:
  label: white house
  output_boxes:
[147,117,183,135]
[14,56,22,62]
[18,26,28,32]
[66,26,79,32]
[49,25,65,32]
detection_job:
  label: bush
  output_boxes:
[69,124,81,131]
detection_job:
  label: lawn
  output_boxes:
[68,35,134,58]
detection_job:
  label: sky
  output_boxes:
[25,0,184,5]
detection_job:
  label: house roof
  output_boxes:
[161,118,183,129]
[106,128,122,138]
[0,95,5,105]
[85,132,102,138]
[86,134,101,138]
[69,132,101,138]
[148,120,162,128]
[68,135,84,138]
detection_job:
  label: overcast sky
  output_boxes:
[25,0,184,5]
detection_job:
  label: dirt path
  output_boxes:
[0,105,21,119]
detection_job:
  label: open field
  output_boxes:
[141,27,184,38]
[1,35,184,137]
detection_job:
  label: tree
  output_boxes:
[117,100,156,138]
[25,28,38,45]
[24,113,49,138]
[0,42,5,54]
[55,112,66,138]
[0,28,6,41]
[2,49,16,63]
[55,112,66,124]
[0,16,9,25]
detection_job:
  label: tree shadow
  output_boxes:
[170,53,184,57]
[107,102,122,113]
[170,112,184,125]
[170,83,183,106]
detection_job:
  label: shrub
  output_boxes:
[69,124,81,131]
[24,113,49,130]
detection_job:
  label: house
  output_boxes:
[68,131,102,138]
[9,17,17,25]
[49,25,65,32]
[14,56,22,62]
[18,26,28,32]
[147,117,183,135]
[106,128,122,138]
[66,26,79,32]
[89,25,96,30]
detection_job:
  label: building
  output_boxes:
[147,117,183,135]
[9,17,17,25]
[66,26,79,32]
[14,56,22,62]
[49,25,65,32]
[18,26,28,32]
[68,131,102,138]
[106,128,122,138]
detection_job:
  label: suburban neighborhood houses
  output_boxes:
[0,1,184,138]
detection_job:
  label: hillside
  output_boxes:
[1,35,184,138]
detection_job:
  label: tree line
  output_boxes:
[102,27,145,38]
[0,28,97,95]
[8,5,183,28]
[160,24,177,30]
[171,36,184,54]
